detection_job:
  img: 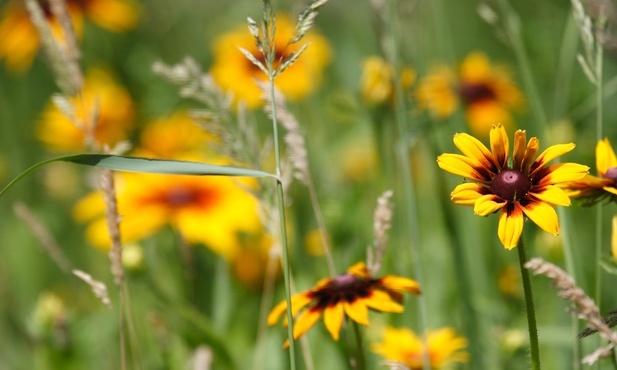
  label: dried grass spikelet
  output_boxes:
[368,190,394,276]
[525,257,617,364]
[99,168,124,286]
[72,269,112,308]
[381,360,410,370]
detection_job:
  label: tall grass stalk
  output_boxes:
[384,2,430,370]
[517,237,542,370]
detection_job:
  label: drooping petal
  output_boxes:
[267,293,313,325]
[530,143,576,175]
[536,163,589,186]
[512,129,527,171]
[453,132,497,171]
[474,194,507,216]
[378,276,421,294]
[497,205,524,249]
[451,183,491,206]
[323,303,344,340]
[364,290,404,313]
[293,308,322,340]
[344,299,369,326]
[528,185,571,206]
[596,138,617,175]
[521,137,540,174]
[437,154,489,182]
[521,198,560,236]
[489,124,509,168]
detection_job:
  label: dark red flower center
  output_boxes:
[310,273,373,309]
[604,167,617,184]
[491,169,531,202]
[459,82,496,105]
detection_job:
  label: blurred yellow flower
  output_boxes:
[416,51,523,137]
[0,0,139,71]
[210,15,331,108]
[73,171,262,260]
[360,56,415,105]
[371,327,469,369]
[36,68,135,152]
[230,232,275,289]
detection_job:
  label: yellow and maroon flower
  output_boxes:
[210,15,331,108]
[437,124,588,249]
[371,327,469,370]
[267,262,420,346]
[561,138,617,205]
[415,52,523,137]
[0,0,139,71]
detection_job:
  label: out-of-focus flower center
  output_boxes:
[604,167,617,184]
[330,273,360,290]
[249,47,288,72]
[491,169,531,202]
[459,82,496,105]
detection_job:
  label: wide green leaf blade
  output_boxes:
[0,154,277,198]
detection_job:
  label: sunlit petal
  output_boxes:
[521,137,539,174]
[596,138,617,175]
[529,185,571,206]
[347,261,370,278]
[364,290,404,313]
[474,194,507,216]
[512,130,527,170]
[293,308,322,340]
[490,124,509,168]
[498,206,524,249]
[451,183,490,206]
[344,300,369,326]
[378,276,421,294]
[521,199,560,236]
[453,132,496,170]
[437,154,487,182]
[603,186,617,196]
[537,163,589,186]
[323,304,344,340]
[530,143,576,175]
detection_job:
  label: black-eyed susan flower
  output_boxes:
[561,138,617,204]
[416,51,523,137]
[210,15,331,108]
[267,262,420,346]
[73,170,262,259]
[36,68,135,152]
[0,0,139,71]
[437,124,589,249]
[360,56,415,105]
[371,327,468,370]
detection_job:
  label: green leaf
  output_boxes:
[1,154,278,198]
[600,255,617,276]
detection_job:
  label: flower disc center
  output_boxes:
[330,274,359,290]
[491,169,531,202]
[604,167,617,183]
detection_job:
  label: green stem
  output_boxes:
[352,322,366,370]
[517,237,541,370]
[269,76,297,370]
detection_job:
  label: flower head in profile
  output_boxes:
[372,327,469,370]
[561,138,617,205]
[210,15,331,108]
[416,52,523,137]
[267,262,420,346]
[437,124,588,249]
[360,56,415,105]
[0,0,139,71]
[36,68,135,152]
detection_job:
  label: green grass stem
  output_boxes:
[517,237,542,370]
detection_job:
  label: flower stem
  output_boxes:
[269,76,297,370]
[517,237,541,370]
[352,321,366,370]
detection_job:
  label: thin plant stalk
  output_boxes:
[384,3,430,370]
[352,321,367,370]
[268,75,297,370]
[517,237,541,370]
[594,17,605,310]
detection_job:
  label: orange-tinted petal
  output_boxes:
[364,290,404,313]
[451,183,490,206]
[530,143,576,175]
[347,261,371,278]
[498,205,524,249]
[437,154,488,182]
[521,137,540,174]
[344,299,369,326]
[512,130,527,170]
[528,185,571,206]
[596,138,617,176]
[453,132,497,171]
[521,199,559,236]
[537,163,589,186]
[489,124,509,168]
[323,303,344,340]
[378,276,421,294]
[474,194,507,216]
[293,308,322,340]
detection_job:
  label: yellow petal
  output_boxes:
[498,206,524,249]
[437,154,487,182]
[474,194,507,216]
[323,304,344,340]
[490,124,509,168]
[596,138,617,175]
[529,185,571,206]
[267,293,313,325]
[378,276,421,294]
[451,183,489,206]
[293,308,321,340]
[364,290,404,313]
[521,137,540,174]
[530,143,576,175]
[521,199,559,236]
[453,132,496,170]
[603,186,617,196]
[512,129,527,170]
[347,261,370,278]
[344,300,369,326]
[538,163,589,186]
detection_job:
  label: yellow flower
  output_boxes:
[73,171,262,260]
[210,15,331,108]
[372,327,469,370]
[437,124,588,249]
[561,138,617,205]
[416,51,523,137]
[267,262,420,346]
[360,56,415,105]
[0,0,139,71]
[36,68,135,152]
